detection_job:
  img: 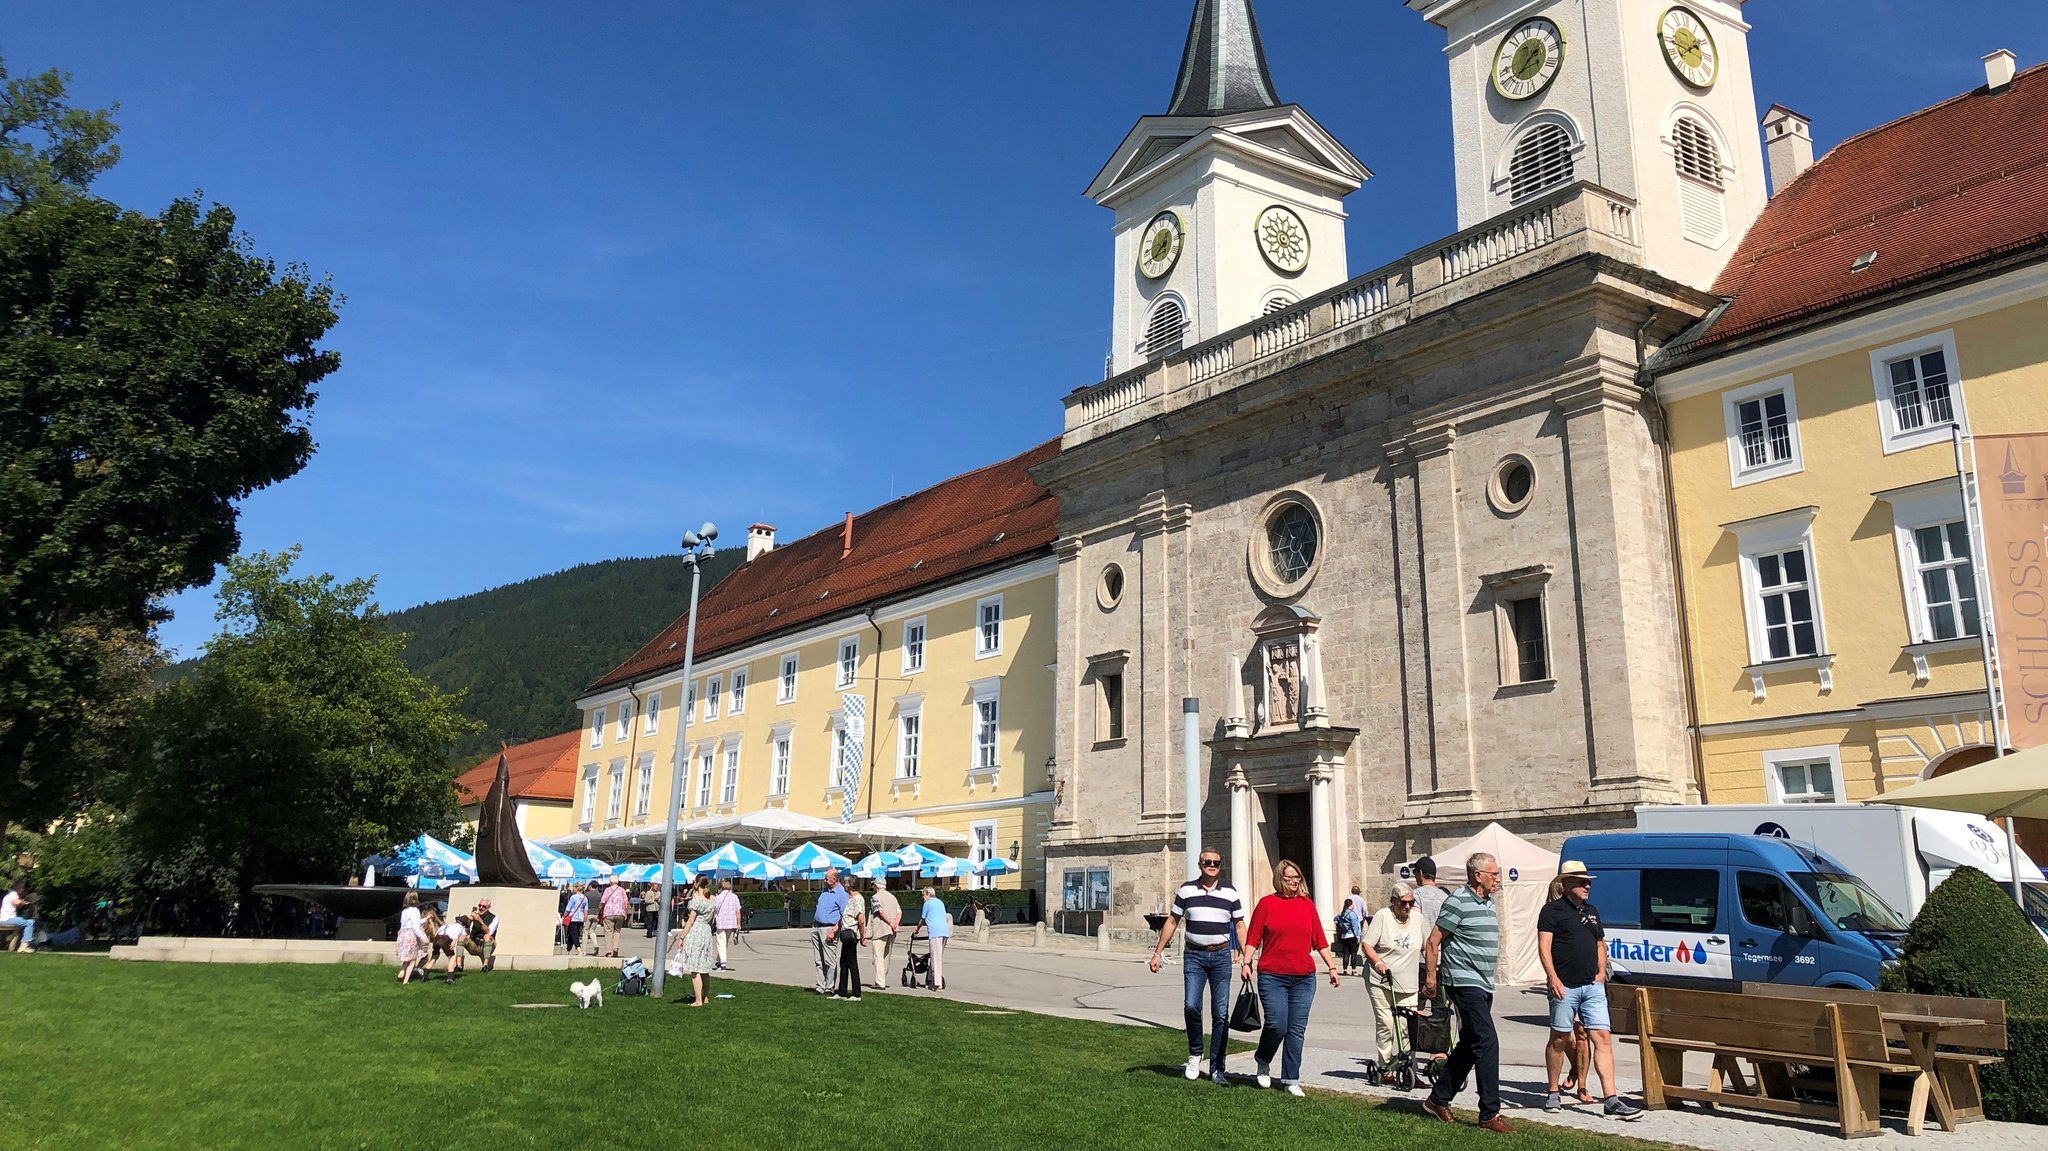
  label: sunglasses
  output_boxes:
[1199,859,1223,868]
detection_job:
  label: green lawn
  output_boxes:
[2,957,1674,1151]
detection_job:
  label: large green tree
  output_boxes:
[124,550,476,920]
[0,57,340,832]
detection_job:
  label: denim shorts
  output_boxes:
[1548,982,1610,1032]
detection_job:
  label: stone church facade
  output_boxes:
[1037,0,1771,926]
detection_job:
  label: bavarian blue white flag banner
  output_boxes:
[840,692,865,822]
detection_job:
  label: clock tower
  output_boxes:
[1091,0,1369,377]
[1408,0,1768,291]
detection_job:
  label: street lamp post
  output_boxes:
[651,522,716,997]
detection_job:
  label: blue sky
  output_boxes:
[11,1,2045,658]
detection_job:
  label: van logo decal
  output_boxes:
[1754,821,1790,839]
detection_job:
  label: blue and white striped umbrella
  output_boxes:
[976,857,1021,876]
[526,840,612,885]
[892,843,951,871]
[378,835,478,887]
[616,861,693,884]
[775,841,853,878]
[687,841,790,881]
[926,856,981,879]
[847,851,904,879]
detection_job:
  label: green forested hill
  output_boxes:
[389,552,746,762]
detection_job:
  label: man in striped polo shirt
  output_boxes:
[1150,848,1245,1085]
[1421,852,1509,1133]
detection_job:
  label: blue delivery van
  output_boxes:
[1557,832,1909,990]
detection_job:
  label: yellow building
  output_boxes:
[453,731,580,842]
[562,440,1061,895]
[1652,59,2048,859]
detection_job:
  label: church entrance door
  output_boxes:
[1275,792,1313,893]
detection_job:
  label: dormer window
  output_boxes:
[1143,296,1188,360]
[1508,122,1575,201]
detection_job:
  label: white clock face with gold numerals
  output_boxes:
[1255,205,1310,274]
[1658,6,1719,89]
[1492,17,1564,101]
[1137,211,1185,279]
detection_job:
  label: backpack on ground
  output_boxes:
[616,956,651,996]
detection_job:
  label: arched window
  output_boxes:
[1143,296,1187,359]
[1673,116,1722,187]
[1508,122,1575,201]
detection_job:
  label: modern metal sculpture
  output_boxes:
[476,753,543,886]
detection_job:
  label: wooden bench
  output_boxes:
[1609,984,1925,1138]
[1738,983,2006,1130]
[0,924,22,952]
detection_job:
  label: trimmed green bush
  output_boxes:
[1882,865,2048,1124]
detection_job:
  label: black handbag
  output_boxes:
[1228,983,1263,1033]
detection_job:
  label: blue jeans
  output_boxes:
[1183,947,1232,1065]
[1429,984,1500,1121]
[1254,972,1317,1084]
[0,916,31,951]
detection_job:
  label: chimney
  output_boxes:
[1985,49,2017,92]
[1761,104,1814,197]
[745,523,775,562]
[840,512,854,559]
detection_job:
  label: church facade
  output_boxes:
[1037,0,1771,925]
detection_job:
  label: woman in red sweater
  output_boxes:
[1240,859,1341,1096]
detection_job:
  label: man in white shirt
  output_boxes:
[1,879,36,952]
[1148,848,1245,1085]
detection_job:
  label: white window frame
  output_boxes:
[633,753,654,819]
[837,637,860,688]
[1879,480,1980,646]
[606,759,625,823]
[615,701,632,742]
[704,676,721,722]
[1870,330,1967,454]
[902,616,927,676]
[1731,507,1827,667]
[1763,745,1844,804]
[685,681,697,718]
[579,768,598,827]
[695,746,715,809]
[643,692,661,736]
[1722,375,1804,487]
[721,739,741,807]
[969,819,998,890]
[729,668,747,715]
[779,653,799,702]
[896,696,925,780]
[589,708,606,749]
[969,677,1001,777]
[826,712,851,795]
[768,724,794,799]
[976,596,1004,658]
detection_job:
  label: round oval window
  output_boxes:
[1098,564,1125,610]
[1490,456,1536,514]
[1266,503,1319,584]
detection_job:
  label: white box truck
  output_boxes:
[1634,803,2048,938]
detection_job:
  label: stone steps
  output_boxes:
[113,936,624,971]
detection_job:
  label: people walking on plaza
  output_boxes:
[1,879,35,952]
[1360,881,1424,1070]
[562,883,589,954]
[1421,853,1509,1132]
[1538,862,1640,1120]
[813,868,848,995]
[674,876,718,1006]
[711,879,741,970]
[867,878,902,990]
[462,899,498,973]
[1148,846,1244,1085]
[643,883,662,938]
[395,891,431,985]
[1410,856,1446,933]
[1241,859,1341,1097]
[834,878,868,999]
[920,886,950,991]
[600,876,629,957]
[1542,876,1590,1103]
[1334,898,1363,976]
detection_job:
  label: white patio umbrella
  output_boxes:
[1870,743,2048,903]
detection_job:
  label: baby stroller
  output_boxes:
[900,928,934,989]
[1363,988,1454,1092]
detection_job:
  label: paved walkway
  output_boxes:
[583,922,2038,1150]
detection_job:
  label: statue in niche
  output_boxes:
[1265,639,1301,727]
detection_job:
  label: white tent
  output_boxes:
[1430,822,1560,987]
[846,815,969,846]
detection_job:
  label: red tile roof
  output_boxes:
[586,438,1062,695]
[1691,62,2048,352]
[455,730,581,805]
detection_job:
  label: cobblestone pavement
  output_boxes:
[586,922,2039,1149]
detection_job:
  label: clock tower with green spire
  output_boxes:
[1090,0,1369,378]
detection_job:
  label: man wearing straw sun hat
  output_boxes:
[1536,860,1640,1121]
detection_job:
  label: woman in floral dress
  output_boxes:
[674,876,718,1006]
[395,891,430,985]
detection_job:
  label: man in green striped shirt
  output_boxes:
[1421,852,1508,1132]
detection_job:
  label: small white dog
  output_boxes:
[571,979,603,1009]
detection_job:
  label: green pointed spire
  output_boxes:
[1166,0,1281,116]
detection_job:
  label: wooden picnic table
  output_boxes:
[1881,1013,1980,1136]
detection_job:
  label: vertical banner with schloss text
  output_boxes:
[1976,433,2048,748]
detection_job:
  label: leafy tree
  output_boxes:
[0,170,340,833]
[123,550,476,923]
[1,54,120,212]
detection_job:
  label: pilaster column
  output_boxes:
[1227,766,1252,895]
[1308,764,1336,928]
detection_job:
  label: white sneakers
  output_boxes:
[1255,1062,1272,1088]
[1184,1056,1202,1081]
[1285,1084,1305,1098]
